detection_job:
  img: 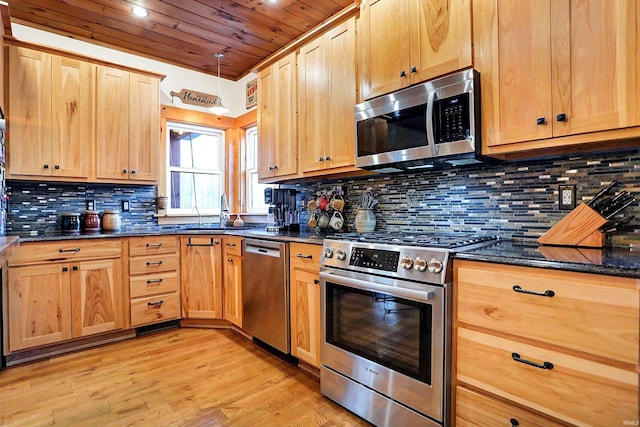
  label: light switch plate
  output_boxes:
[559,185,576,210]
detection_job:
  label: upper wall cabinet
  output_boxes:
[257,52,298,182]
[95,66,160,183]
[8,46,92,180]
[475,0,640,154]
[298,17,358,174]
[359,0,472,101]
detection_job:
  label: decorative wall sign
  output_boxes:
[170,88,220,108]
[246,78,257,109]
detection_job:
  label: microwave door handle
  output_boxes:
[426,91,438,156]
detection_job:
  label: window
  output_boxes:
[166,122,225,215]
[245,126,271,213]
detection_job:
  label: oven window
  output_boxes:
[326,283,432,384]
[356,104,428,157]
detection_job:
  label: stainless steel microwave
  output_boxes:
[355,69,486,173]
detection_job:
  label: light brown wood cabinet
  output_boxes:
[128,236,180,327]
[96,66,160,183]
[474,0,640,155]
[359,0,472,100]
[298,17,358,175]
[257,51,298,182]
[289,242,323,368]
[222,236,243,327]
[180,235,223,319]
[8,240,123,352]
[8,45,92,180]
[453,260,639,426]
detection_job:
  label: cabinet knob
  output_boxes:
[325,155,331,161]
[556,113,567,122]
[62,267,68,272]
[43,164,49,169]
[122,169,128,174]
[400,70,407,78]
[318,157,324,162]
[273,165,278,170]
[227,258,233,263]
[313,279,320,285]
[410,66,417,73]
[54,165,60,170]
[72,266,78,271]
[536,117,546,125]
[131,170,136,174]
[510,418,519,427]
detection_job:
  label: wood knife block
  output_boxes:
[538,203,607,248]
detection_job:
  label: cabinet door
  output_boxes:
[257,66,275,180]
[474,0,553,146]
[326,18,357,170]
[360,0,411,99]
[223,253,243,327]
[180,236,223,319]
[71,258,123,338]
[298,38,328,173]
[8,264,72,351]
[8,46,52,176]
[551,0,640,136]
[274,53,298,178]
[409,0,472,84]
[129,73,159,182]
[290,268,321,367]
[51,55,92,178]
[96,66,130,180]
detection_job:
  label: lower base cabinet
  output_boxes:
[181,235,223,319]
[289,243,323,368]
[223,236,243,327]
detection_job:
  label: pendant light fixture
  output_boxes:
[210,52,229,115]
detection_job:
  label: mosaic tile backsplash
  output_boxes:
[6,148,640,244]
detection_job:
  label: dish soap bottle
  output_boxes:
[233,214,244,227]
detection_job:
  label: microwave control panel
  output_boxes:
[434,92,471,143]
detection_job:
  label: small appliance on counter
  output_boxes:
[264,188,300,232]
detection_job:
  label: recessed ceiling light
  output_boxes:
[131,6,149,18]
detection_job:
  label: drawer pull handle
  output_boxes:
[146,261,163,266]
[297,253,313,259]
[147,300,164,309]
[511,353,553,370]
[146,243,163,247]
[59,248,81,253]
[146,278,164,284]
[187,237,214,247]
[226,243,236,247]
[510,418,519,427]
[512,285,554,297]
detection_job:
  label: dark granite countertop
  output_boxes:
[455,240,640,278]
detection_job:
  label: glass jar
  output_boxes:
[102,210,122,231]
[83,210,101,232]
[61,212,81,233]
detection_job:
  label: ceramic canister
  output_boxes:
[61,212,81,233]
[83,210,101,232]
[102,210,122,231]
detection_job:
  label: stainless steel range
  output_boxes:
[319,232,498,427]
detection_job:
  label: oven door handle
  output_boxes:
[319,271,436,304]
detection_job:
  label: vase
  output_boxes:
[355,209,376,233]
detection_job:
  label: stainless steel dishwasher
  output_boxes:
[242,238,290,354]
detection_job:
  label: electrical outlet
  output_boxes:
[122,200,130,212]
[559,185,576,210]
[85,200,95,211]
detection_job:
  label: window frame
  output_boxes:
[244,125,272,214]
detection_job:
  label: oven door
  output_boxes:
[319,268,446,422]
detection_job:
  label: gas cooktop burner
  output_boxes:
[331,232,499,249]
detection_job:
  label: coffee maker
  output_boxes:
[264,188,300,232]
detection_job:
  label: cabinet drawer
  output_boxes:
[130,271,179,298]
[223,236,243,257]
[290,243,322,271]
[457,328,638,426]
[129,253,179,275]
[130,293,180,327]
[129,236,178,256]
[456,386,565,427]
[455,260,639,364]
[9,239,121,266]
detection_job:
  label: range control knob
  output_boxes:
[400,256,413,269]
[335,249,347,260]
[428,258,443,273]
[413,257,427,272]
[323,247,334,258]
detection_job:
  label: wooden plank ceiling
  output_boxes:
[8,0,355,81]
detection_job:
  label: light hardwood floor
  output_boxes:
[0,328,370,426]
